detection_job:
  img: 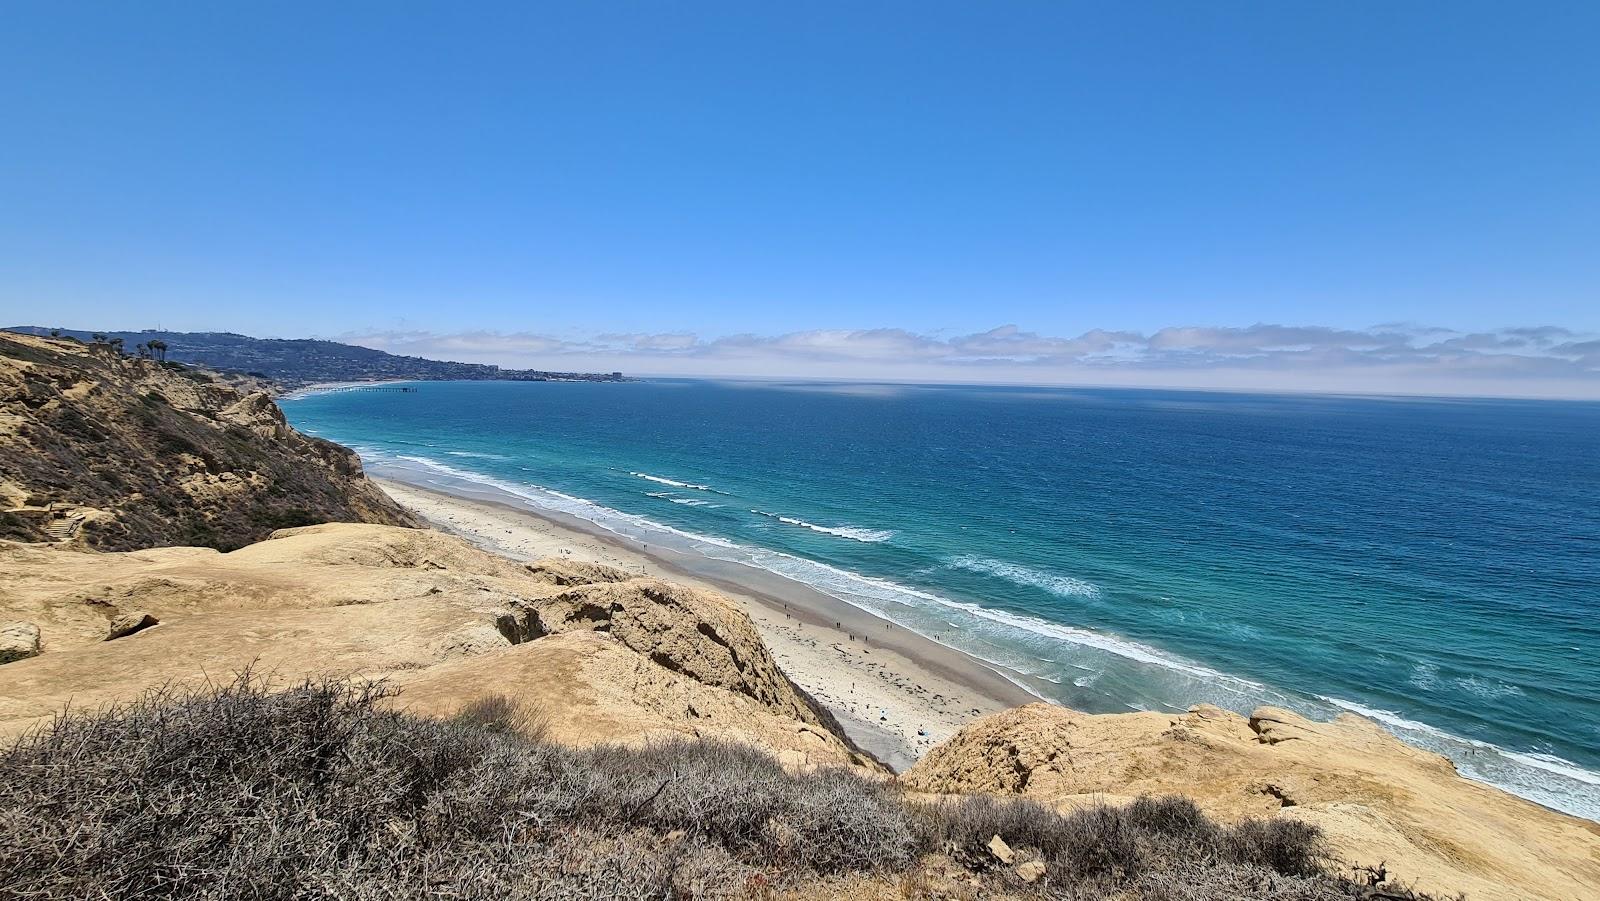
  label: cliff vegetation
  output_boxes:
[0,332,417,550]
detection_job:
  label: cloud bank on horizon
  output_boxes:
[342,322,1600,399]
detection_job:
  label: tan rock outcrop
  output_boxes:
[390,631,858,767]
[905,702,1600,901]
[1015,860,1046,883]
[0,522,874,772]
[507,578,841,735]
[106,611,157,640]
[0,622,40,664]
[986,834,1015,865]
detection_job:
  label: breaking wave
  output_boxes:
[646,491,718,508]
[948,555,1100,599]
[751,510,894,543]
[629,472,724,493]
[390,455,738,551]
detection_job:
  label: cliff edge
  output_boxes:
[0,522,873,771]
[904,702,1600,901]
[0,332,417,550]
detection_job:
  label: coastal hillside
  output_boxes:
[0,332,418,550]
[4,327,627,388]
[905,703,1600,901]
[0,522,867,771]
[1,524,1429,899]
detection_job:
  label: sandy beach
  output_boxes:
[278,379,417,399]
[374,477,1036,769]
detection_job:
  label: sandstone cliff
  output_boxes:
[0,332,417,550]
[904,703,1600,901]
[0,522,874,771]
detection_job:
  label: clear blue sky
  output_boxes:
[3,3,1599,395]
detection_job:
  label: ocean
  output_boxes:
[282,379,1600,821]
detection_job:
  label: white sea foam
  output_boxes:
[279,380,417,400]
[445,450,509,460]
[948,555,1100,599]
[751,510,894,543]
[1325,697,1600,789]
[1509,752,1600,787]
[370,451,1600,822]
[1453,675,1526,701]
[1321,696,1600,816]
[645,490,720,508]
[392,455,738,551]
[630,472,718,492]
[1409,662,1441,692]
[932,598,1270,695]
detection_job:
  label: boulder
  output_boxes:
[986,834,1015,865]
[1016,860,1047,883]
[107,612,158,640]
[521,578,839,732]
[0,622,40,663]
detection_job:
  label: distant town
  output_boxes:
[4,327,629,390]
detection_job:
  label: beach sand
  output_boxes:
[374,477,1036,769]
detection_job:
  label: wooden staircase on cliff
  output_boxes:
[4,504,88,543]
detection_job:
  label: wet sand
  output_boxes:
[374,477,1037,769]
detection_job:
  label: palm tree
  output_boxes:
[148,339,168,362]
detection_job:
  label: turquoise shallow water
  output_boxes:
[283,380,1600,820]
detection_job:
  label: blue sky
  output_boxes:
[3,3,1598,395]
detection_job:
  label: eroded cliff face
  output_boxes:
[0,332,417,550]
[904,703,1600,901]
[0,523,876,772]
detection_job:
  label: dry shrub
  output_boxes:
[1223,816,1328,877]
[0,676,912,898]
[912,795,1144,880]
[1125,794,1220,842]
[913,794,1080,862]
[453,691,550,740]
[908,792,1422,900]
[0,677,1433,900]
[1049,804,1145,881]
[580,737,915,871]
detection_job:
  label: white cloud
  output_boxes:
[336,322,1600,399]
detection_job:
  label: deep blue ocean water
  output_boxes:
[283,380,1600,819]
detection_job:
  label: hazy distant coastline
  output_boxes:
[2,326,630,390]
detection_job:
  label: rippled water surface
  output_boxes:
[283,380,1600,819]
